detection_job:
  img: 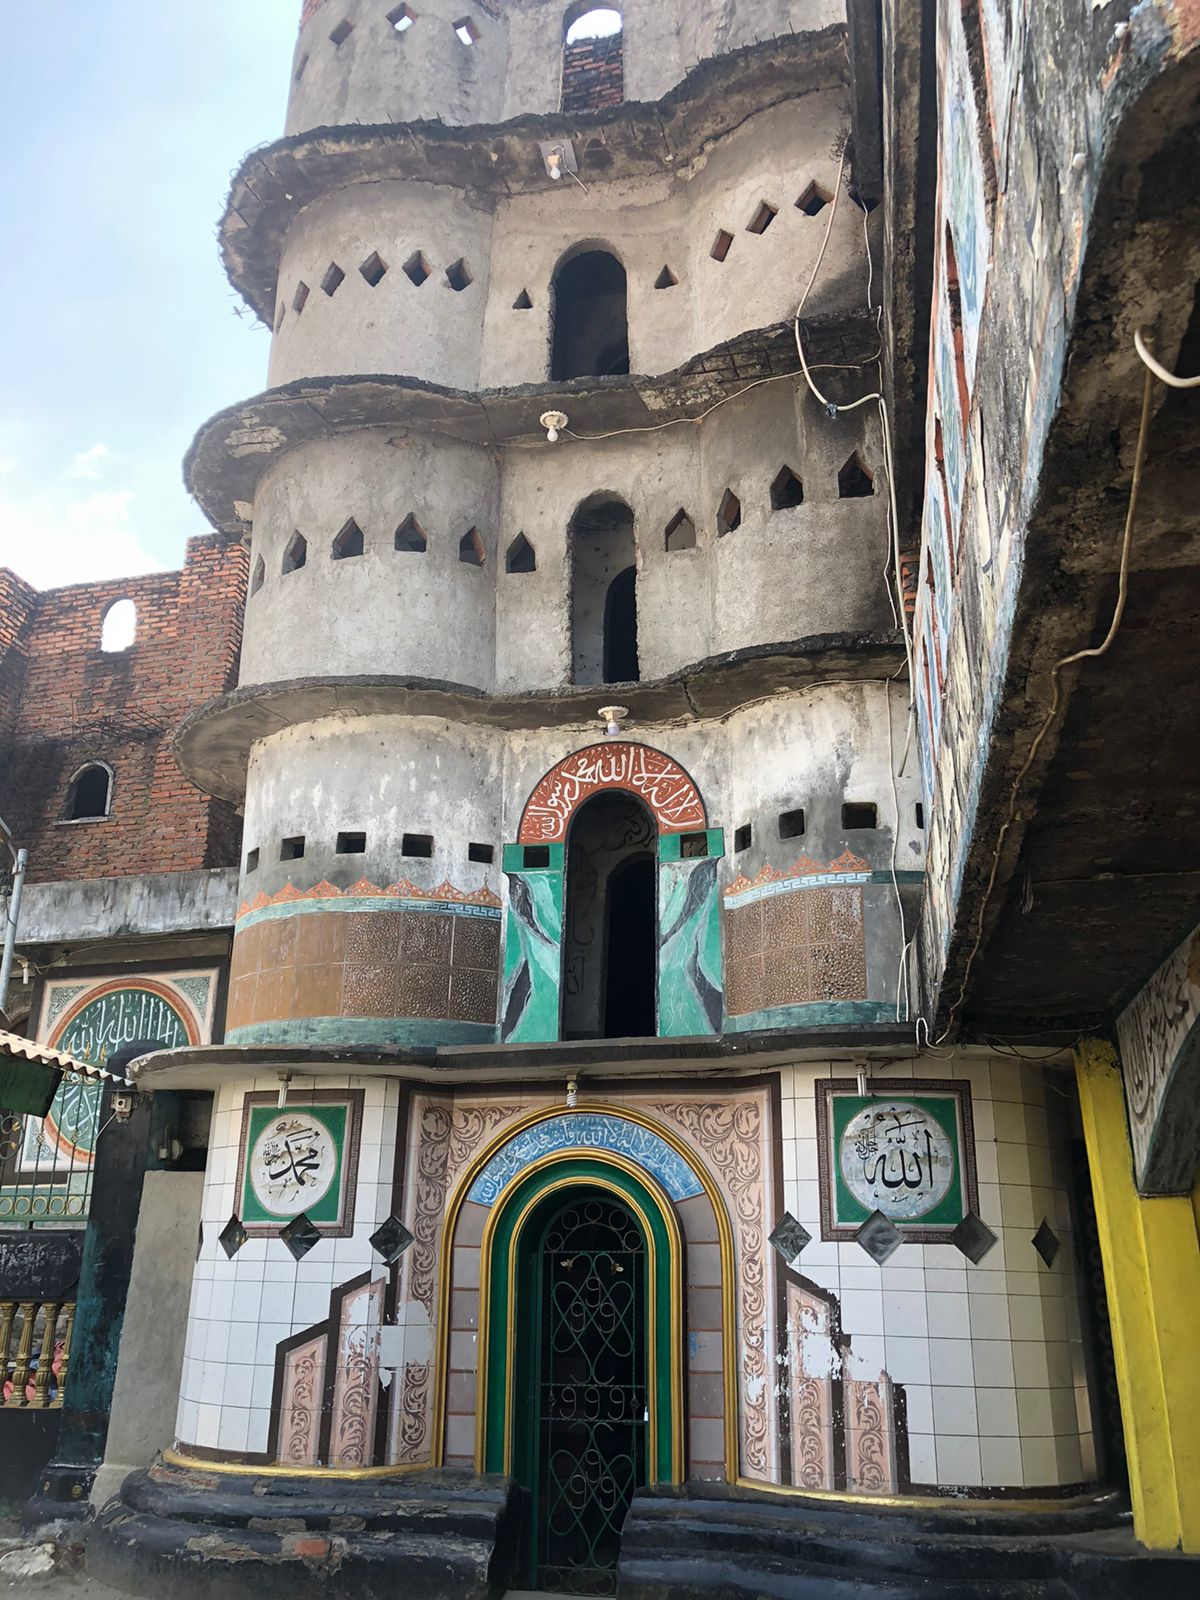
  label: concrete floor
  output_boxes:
[0,1566,570,1600]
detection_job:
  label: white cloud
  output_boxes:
[0,481,165,589]
[0,457,16,477]
[65,442,111,481]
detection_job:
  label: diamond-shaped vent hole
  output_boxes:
[445,258,473,292]
[951,1212,998,1264]
[321,262,345,297]
[796,181,832,216]
[855,1209,902,1264]
[769,1212,811,1265]
[403,252,431,287]
[370,1215,415,1264]
[360,251,388,287]
[1032,1218,1061,1268]
[218,1216,247,1259]
[280,1213,322,1261]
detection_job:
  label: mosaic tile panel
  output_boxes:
[724,885,867,1017]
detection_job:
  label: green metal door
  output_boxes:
[515,1190,647,1595]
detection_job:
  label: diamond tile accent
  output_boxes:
[950,1211,998,1264]
[280,1212,322,1261]
[370,1214,415,1265]
[855,1209,903,1265]
[769,1212,811,1265]
[218,1215,247,1260]
[1031,1218,1060,1268]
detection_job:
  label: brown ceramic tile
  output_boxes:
[830,886,864,941]
[806,885,835,940]
[456,1200,488,1248]
[292,961,344,1018]
[448,967,498,1024]
[297,910,345,967]
[274,914,300,966]
[450,1289,479,1331]
[226,977,250,1030]
[810,938,867,1001]
[762,952,814,1009]
[688,1371,726,1417]
[678,1194,720,1244]
[726,900,762,960]
[445,1368,478,1415]
[400,912,454,965]
[762,888,810,949]
[451,915,501,971]
[397,962,452,1020]
[344,911,402,963]
[342,961,399,1017]
[259,920,284,971]
[688,1286,724,1329]
[228,934,254,985]
[725,956,764,1017]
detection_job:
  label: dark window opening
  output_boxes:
[402,833,433,858]
[849,189,880,214]
[838,452,875,498]
[395,513,428,553]
[680,832,708,859]
[653,266,678,290]
[506,533,536,573]
[445,258,473,292]
[915,803,925,830]
[274,302,286,333]
[403,251,431,287]
[66,765,110,821]
[779,808,806,840]
[250,556,265,594]
[469,842,494,864]
[513,288,533,309]
[550,249,628,381]
[329,18,354,46]
[292,281,310,314]
[321,262,345,296]
[459,527,485,566]
[734,823,752,853]
[663,509,695,552]
[796,181,832,216]
[561,9,624,115]
[569,495,637,687]
[711,229,734,262]
[280,835,305,861]
[337,831,367,854]
[245,848,259,873]
[360,251,388,286]
[842,803,877,829]
[603,566,638,684]
[332,518,364,559]
[716,488,741,536]
[582,136,613,170]
[388,4,416,30]
[563,791,656,1041]
[747,200,778,235]
[294,52,308,82]
[523,845,550,869]
[770,465,804,510]
[282,531,307,573]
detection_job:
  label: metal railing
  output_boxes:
[0,1299,75,1409]
[0,1065,103,1224]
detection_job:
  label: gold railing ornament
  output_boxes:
[1,1299,74,1409]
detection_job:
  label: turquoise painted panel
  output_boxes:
[501,868,564,1042]
[657,857,723,1037]
[467,1111,703,1206]
[725,1000,897,1031]
[225,1017,495,1047]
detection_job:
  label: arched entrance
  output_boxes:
[563,790,657,1040]
[551,246,629,380]
[477,1151,685,1594]
[568,494,638,687]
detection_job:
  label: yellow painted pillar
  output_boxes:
[1075,1038,1200,1552]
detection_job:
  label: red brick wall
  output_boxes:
[561,32,624,115]
[0,536,248,885]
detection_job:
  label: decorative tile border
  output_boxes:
[236,878,501,924]
[466,1112,705,1207]
[724,851,871,902]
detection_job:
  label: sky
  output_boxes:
[0,2,299,589]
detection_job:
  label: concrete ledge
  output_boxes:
[17,870,240,946]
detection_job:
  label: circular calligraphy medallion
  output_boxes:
[248,1113,337,1217]
[839,1100,954,1222]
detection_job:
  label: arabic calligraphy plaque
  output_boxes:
[236,1090,364,1236]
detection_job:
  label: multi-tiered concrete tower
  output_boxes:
[94,4,1109,1596]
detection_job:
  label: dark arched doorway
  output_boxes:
[569,494,639,686]
[563,790,656,1039]
[551,248,629,380]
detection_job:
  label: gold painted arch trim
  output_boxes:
[433,1100,739,1480]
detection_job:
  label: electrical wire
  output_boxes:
[935,361,1156,1043]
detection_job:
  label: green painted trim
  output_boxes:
[724,1000,898,1030]
[502,841,566,873]
[658,827,725,862]
[484,1158,676,1487]
[225,1017,495,1047]
[236,895,500,931]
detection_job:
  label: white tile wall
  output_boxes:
[776,1053,1093,1491]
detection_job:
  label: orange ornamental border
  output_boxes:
[516,741,707,845]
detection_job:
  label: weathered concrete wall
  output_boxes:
[268,98,864,389]
[18,868,240,946]
[286,0,843,138]
[91,1170,205,1509]
[241,380,889,692]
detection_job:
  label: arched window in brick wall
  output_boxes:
[100,597,136,652]
[64,762,113,821]
[561,7,623,115]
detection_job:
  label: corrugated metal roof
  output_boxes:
[0,1029,132,1086]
